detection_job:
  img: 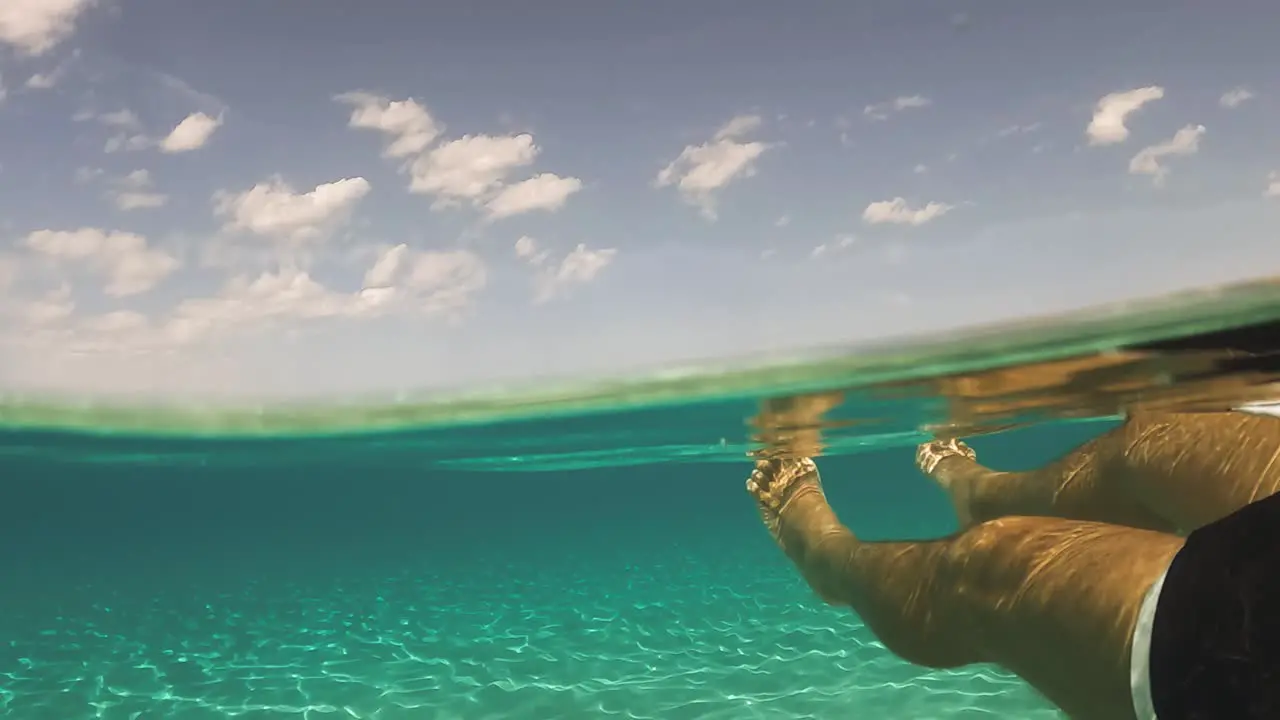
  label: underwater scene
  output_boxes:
[4,279,1280,720]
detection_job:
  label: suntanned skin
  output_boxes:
[927,410,1280,534]
[747,408,1280,720]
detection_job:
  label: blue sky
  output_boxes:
[1,1,1278,399]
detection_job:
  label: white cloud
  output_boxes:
[105,134,152,153]
[408,133,538,206]
[514,235,544,261]
[400,248,489,314]
[9,242,488,356]
[1265,172,1280,199]
[1220,87,1255,109]
[864,95,931,121]
[0,0,95,55]
[810,234,856,258]
[160,112,223,153]
[1128,124,1206,186]
[98,109,142,130]
[1086,86,1164,145]
[362,243,408,289]
[485,172,583,220]
[655,114,771,220]
[26,72,56,89]
[109,169,168,211]
[114,191,168,211]
[214,176,371,241]
[23,228,179,297]
[353,244,488,316]
[25,51,76,89]
[862,197,956,226]
[164,269,386,345]
[714,114,763,139]
[97,111,151,153]
[336,92,442,158]
[338,97,579,219]
[513,237,616,303]
[10,284,75,327]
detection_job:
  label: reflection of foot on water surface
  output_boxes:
[747,371,1280,718]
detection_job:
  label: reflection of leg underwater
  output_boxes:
[918,411,1280,535]
[747,458,1182,720]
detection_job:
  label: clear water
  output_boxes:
[4,280,1280,719]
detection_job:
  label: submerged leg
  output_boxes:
[915,433,1175,533]
[917,411,1280,534]
[747,457,1182,720]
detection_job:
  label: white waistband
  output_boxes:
[1130,565,1170,720]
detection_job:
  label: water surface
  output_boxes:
[4,279,1280,719]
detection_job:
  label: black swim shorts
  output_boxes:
[1148,489,1280,719]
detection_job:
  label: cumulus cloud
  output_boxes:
[485,172,583,220]
[1265,172,1279,199]
[109,169,168,211]
[9,284,75,327]
[714,114,763,139]
[26,69,59,89]
[408,133,538,205]
[513,236,616,303]
[24,50,77,89]
[1220,87,1255,109]
[655,114,771,220]
[0,0,95,55]
[810,234,856,258]
[214,176,371,241]
[352,244,488,317]
[23,227,179,297]
[160,112,223,153]
[514,235,544,262]
[335,92,442,158]
[162,269,387,345]
[863,95,931,121]
[97,109,141,130]
[89,109,223,154]
[105,133,152,153]
[7,242,489,361]
[335,94,582,220]
[1128,124,1206,186]
[862,197,956,226]
[362,243,408,290]
[1086,86,1164,145]
[91,109,150,153]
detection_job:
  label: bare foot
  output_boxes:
[746,457,824,542]
[916,439,979,528]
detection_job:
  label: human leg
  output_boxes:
[748,457,1183,720]
[918,411,1280,534]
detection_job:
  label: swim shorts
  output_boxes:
[1144,489,1280,719]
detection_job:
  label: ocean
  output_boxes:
[3,279,1279,719]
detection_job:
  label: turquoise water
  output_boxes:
[0,404,1116,720]
[5,279,1280,719]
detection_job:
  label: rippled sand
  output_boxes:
[2,542,1058,720]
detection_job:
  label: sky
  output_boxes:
[1,1,1279,400]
